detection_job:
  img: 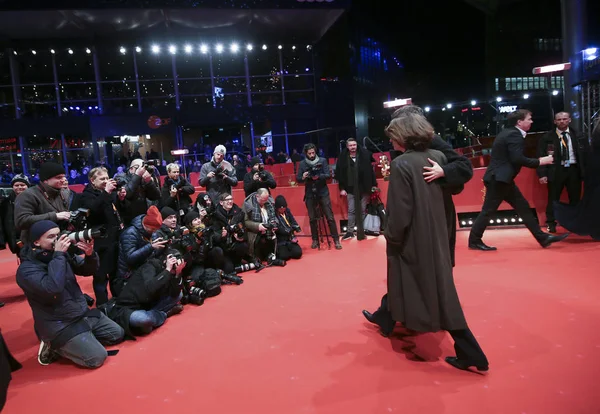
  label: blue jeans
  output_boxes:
[129,293,182,335]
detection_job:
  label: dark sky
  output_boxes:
[354,0,487,103]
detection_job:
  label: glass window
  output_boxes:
[24,136,64,174]
[495,78,499,92]
[179,79,213,97]
[248,48,280,77]
[18,51,55,85]
[0,137,23,175]
[176,53,211,79]
[137,53,174,81]
[214,77,247,96]
[213,53,245,78]
[96,46,135,82]
[140,80,174,98]
[516,77,523,90]
[285,91,314,105]
[250,74,281,93]
[60,83,97,102]
[101,81,137,100]
[504,78,509,91]
[56,49,95,82]
[282,47,313,75]
[283,74,313,92]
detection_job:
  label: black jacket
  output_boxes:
[296,157,330,199]
[0,191,18,253]
[78,184,123,250]
[117,215,155,283]
[160,176,195,220]
[243,170,277,197]
[536,128,587,181]
[275,208,301,245]
[484,127,539,183]
[211,204,245,246]
[335,148,376,195]
[114,173,161,226]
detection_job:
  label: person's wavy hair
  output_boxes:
[88,166,108,181]
[385,113,434,151]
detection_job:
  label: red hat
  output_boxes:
[142,205,163,231]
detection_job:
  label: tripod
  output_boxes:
[311,195,332,250]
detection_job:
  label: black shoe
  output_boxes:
[362,310,395,337]
[166,304,184,318]
[84,293,95,307]
[334,240,342,250]
[38,341,59,366]
[547,222,557,233]
[468,241,497,251]
[445,356,489,372]
[311,240,319,249]
[0,302,4,308]
[540,232,569,248]
[342,232,354,241]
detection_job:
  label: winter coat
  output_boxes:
[113,173,161,226]
[199,160,238,202]
[243,170,277,197]
[242,192,277,256]
[160,176,195,221]
[335,148,376,195]
[116,215,156,295]
[78,184,123,250]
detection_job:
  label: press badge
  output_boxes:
[180,209,185,216]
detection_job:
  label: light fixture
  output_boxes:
[184,44,193,54]
[496,219,501,223]
[446,103,452,109]
[518,218,523,222]
[119,47,126,55]
[471,100,477,106]
[583,47,598,61]
[246,44,253,51]
[504,219,509,223]
[552,90,559,96]
[511,218,516,223]
[442,108,446,111]
[278,45,283,50]
[292,45,296,50]
[424,106,431,112]
[31,50,37,55]
[496,96,502,102]
[523,93,530,99]
[461,221,467,226]
[307,45,312,50]
[168,45,177,55]
[68,49,74,55]
[489,220,494,224]
[262,44,267,50]
[50,49,56,54]
[230,43,239,53]
[468,220,473,225]
[200,44,209,54]
[135,46,142,53]
[151,44,160,54]
[86,48,91,54]
[215,44,224,54]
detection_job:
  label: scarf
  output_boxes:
[304,155,321,167]
[249,196,276,224]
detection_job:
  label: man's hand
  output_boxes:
[142,171,152,183]
[54,234,72,253]
[56,211,71,221]
[302,171,310,180]
[340,190,347,197]
[207,171,216,179]
[151,237,169,250]
[539,177,548,184]
[221,228,227,238]
[234,234,244,242]
[76,240,94,256]
[135,166,147,177]
[165,256,178,273]
[105,179,117,194]
[253,173,260,181]
[423,158,446,183]
[170,186,178,198]
[258,224,267,233]
[539,155,554,166]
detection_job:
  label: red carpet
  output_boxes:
[1,229,600,414]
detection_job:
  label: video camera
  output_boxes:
[64,208,107,243]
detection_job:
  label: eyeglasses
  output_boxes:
[224,198,234,202]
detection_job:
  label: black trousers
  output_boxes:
[255,236,277,261]
[373,295,487,364]
[220,242,249,274]
[469,179,546,243]
[305,194,339,240]
[94,244,118,306]
[545,166,582,224]
[277,242,303,261]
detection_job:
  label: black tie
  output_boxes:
[561,131,570,162]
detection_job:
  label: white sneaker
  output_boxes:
[38,341,58,366]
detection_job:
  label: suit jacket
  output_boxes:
[484,127,540,184]
[536,128,586,181]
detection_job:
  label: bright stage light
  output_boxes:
[552,90,559,96]
[215,44,224,53]
[184,44,193,54]
[230,43,240,53]
[471,100,477,106]
[68,49,74,55]
[200,44,209,54]
[496,96,502,102]
[50,49,55,54]
[292,45,296,50]
[278,45,283,50]
[119,47,126,54]
[262,44,267,50]
[135,46,142,53]
[31,50,36,55]
[425,106,431,112]
[86,48,91,54]
[446,103,452,109]
[523,93,530,99]
[168,45,177,55]
[246,44,253,51]
[151,44,160,54]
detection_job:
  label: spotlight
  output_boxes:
[50,49,55,54]
[262,44,268,50]
[552,90,559,96]
[184,44,193,54]
[168,45,177,55]
[307,45,312,50]
[468,220,473,225]
[278,45,283,50]
[496,96,502,102]
[119,47,126,55]
[151,44,160,54]
[230,43,239,53]
[424,106,431,112]
[292,45,296,50]
[75,106,80,110]
[442,108,446,111]
[68,49,74,55]
[471,100,477,106]
[135,46,142,53]
[461,221,467,226]
[342,226,348,232]
[511,218,516,223]
[31,50,37,55]
[583,47,598,61]
[518,218,523,222]
[489,220,494,224]
[215,44,224,53]
[446,103,452,109]
[523,93,530,99]
[496,219,501,223]
[200,44,208,54]
[86,48,91,54]
[504,219,509,223]
[246,44,253,51]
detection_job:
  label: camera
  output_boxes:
[220,271,244,285]
[263,219,278,238]
[143,159,160,171]
[68,208,91,231]
[181,281,206,306]
[226,222,245,244]
[310,164,323,177]
[256,164,269,180]
[64,207,107,242]
[234,260,264,274]
[215,163,227,177]
[66,227,107,243]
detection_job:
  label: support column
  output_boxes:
[60,134,69,176]
[50,52,62,115]
[172,54,180,111]
[244,53,255,156]
[561,0,587,132]
[92,47,104,114]
[209,53,216,108]
[8,49,27,175]
[278,48,288,153]
[133,49,143,112]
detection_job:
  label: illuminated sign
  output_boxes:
[532,63,571,74]
[499,105,517,113]
[383,98,412,109]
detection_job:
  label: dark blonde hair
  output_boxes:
[88,166,108,181]
[385,113,434,151]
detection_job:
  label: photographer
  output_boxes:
[114,159,161,226]
[199,145,238,203]
[152,207,188,255]
[274,195,303,261]
[16,220,124,367]
[242,188,286,266]
[15,162,71,245]
[211,193,250,274]
[116,206,169,297]
[243,157,277,197]
[79,167,124,306]
[107,249,184,337]
[161,163,195,223]
[1,174,31,256]
[296,144,342,250]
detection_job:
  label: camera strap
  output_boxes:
[37,184,68,211]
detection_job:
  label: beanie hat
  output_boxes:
[196,192,211,208]
[250,157,262,167]
[183,210,200,227]
[160,206,177,220]
[274,195,287,209]
[11,173,31,187]
[214,145,226,155]
[142,205,163,231]
[39,162,66,182]
[29,220,59,243]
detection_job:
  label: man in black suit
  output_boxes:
[536,112,585,233]
[469,109,569,250]
[362,104,474,337]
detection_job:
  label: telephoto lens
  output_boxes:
[66,226,107,243]
[220,271,244,285]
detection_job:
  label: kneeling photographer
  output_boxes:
[79,167,124,306]
[152,207,189,255]
[16,220,124,368]
[211,193,250,274]
[274,195,303,261]
[106,249,185,337]
[243,157,277,197]
[242,188,286,267]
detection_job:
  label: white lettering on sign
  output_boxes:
[499,105,517,113]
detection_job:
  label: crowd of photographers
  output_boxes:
[4,144,311,369]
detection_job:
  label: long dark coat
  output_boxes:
[385,149,467,332]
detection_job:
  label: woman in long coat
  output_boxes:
[383,113,488,372]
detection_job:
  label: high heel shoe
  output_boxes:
[445,356,489,372]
